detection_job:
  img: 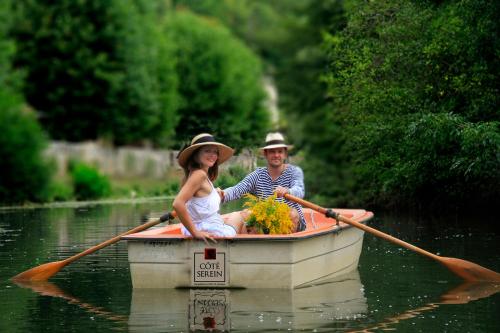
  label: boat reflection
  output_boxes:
[13,272,499,332]
[128,270,367,332]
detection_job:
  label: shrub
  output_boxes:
[0,95,53,204]
[162,179,180,196]
[69,161,111,200]
[46,180,73,202]
[213,165,250,189]
[227,165,248,181]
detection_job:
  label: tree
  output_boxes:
[319,0,500,209]
[0,0,52,204]
[11,0,179,146]
[166,10,269,148]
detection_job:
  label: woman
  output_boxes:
[173,133,245,243]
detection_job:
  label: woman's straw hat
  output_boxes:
[177,133,234,168]
[260,132,293,151]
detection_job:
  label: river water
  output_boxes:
[0,198,498,332]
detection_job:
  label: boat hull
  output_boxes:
[123,208,373,289]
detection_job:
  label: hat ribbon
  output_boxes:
[265,139,285,146]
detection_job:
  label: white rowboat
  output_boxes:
[122,208,373,289]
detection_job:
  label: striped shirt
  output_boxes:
[223,165,306,231]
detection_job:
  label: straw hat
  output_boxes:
[177,133,234,168]
[260,132,293,151]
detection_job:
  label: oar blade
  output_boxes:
[13,280,70,298]
[11,260,67,282]
[440,281,500,304]
[441,257,500,282]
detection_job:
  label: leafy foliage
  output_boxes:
[11,0,178,146]
[318,0,500,209]
[0,0,52,204]
[166,11,269,149]
[0,98,53,204]
[214,165,250,189]
[69,161,111,200]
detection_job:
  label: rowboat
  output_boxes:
[129,270,367,331]
[122,208,373,289]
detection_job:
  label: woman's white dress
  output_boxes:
[181,180,236,237]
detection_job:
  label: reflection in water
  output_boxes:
[128,270,367,332]
[13,272,499,332]
[12,280,128,325]
[350,281,500,333]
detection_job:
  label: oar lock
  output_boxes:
[325,209,340,228]
[159,212,176,222]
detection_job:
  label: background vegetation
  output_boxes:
[0,0,52,204]
[314,0,500,210]
[166,11,269,148]
[0,0,498,213]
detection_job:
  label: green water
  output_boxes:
[0,198,498,332]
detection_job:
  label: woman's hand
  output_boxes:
[192,230,217,244]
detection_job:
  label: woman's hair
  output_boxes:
[181,147,219,185]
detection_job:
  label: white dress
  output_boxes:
[181,180,237,237]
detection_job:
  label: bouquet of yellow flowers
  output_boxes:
[243,194,294,234]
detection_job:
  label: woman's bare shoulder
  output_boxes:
[187,169,207,182]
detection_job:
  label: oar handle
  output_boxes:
[65,211,177,264]
[284,194,441,261]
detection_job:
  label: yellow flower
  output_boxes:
[243,194,294,234]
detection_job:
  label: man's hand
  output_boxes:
[275,186,289,197]
[216,187,225,201]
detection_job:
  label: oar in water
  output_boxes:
[284,194,500,282]
[12,211,176,282]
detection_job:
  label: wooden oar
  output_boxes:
[284,194,500,282]
[11,211,176,282]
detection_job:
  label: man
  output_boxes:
[220,132,306,232]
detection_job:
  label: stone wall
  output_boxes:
[46,141,257,178]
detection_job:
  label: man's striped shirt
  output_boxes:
[223,165,306,231]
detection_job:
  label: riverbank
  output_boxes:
[0,196,172,211]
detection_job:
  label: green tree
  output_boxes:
[11,0,178,146]
[0,0,52,204]
[319,0,500,209]
[166,10,269,148]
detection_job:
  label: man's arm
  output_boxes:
[288,166,305,198]
[222,170,258,203]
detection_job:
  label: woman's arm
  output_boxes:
[172,170,215,243]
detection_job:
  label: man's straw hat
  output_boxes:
[260,132,293,151]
